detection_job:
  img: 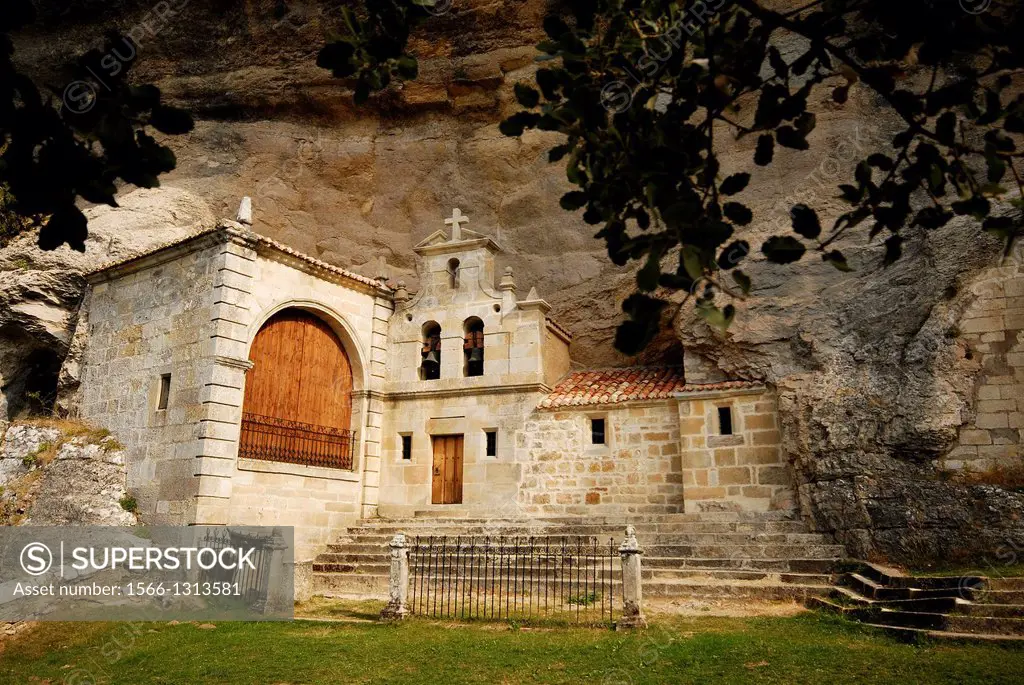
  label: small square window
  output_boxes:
[590,418,606,445]
[401,434,413,460]
[485,430,497,457]
[157,374,171,411]
[717,406,733,436]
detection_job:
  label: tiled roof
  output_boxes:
[86,223,389,292]
[539,367,761,409]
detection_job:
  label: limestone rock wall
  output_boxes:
[2,0,1023,568]
[0,187,215,422]
[0,423,137,526]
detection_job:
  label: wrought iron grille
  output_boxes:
[409,535,617,625]
[197,528,274,607]
[239,413,356,470]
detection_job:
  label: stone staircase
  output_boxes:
[811,562,1024,642]
[311,511,845,602]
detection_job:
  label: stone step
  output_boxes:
[809,598,1024,644]
[313,552,839,575]
[351,520,815,535]
[957,603,1024,618]
[322,542,844,560]
[338,532,834,546]
[860,609,1024,636]
[402,511,799,523]
[987,577,1024,591]
[311,573,828,603]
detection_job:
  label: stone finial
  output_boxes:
[620,524,640,552]
[236,196,253,226]
[445,207,469,241]
[394,281,410,302]
[524,286,540,301]
[499,266,516,292]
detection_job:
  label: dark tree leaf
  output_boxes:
[775,126,809,150]
[717,240,750,269]
[150,106,194,135]
[790,204,822,239]
[883,234,903,265]
[754,134,774,166]
[559,191,587,210]
[761,236,806,264]
[822,250,852,272]
[732,270,752,294]
[724,202,753,226]
[720,173,750,196]
[514,83,540,108]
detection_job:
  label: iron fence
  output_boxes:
[238,412,356,470]
[198,528,275,608]
[408,535,618,625]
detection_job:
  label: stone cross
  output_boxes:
[445,208,469,241]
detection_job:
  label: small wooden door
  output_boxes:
[431,435,464,504]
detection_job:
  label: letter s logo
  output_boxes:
[20,542,53,576]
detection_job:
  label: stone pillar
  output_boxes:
[380,533,410,620]
[617,525,647,630]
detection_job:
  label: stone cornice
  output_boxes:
[383,382,549,401]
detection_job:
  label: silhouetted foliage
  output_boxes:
[0,0,193,251]
[323,0,1024,353]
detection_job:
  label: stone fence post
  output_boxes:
[617,525,647,629]
[380,533,410,620]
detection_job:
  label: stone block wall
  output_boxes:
[678,388,793,513]
[942,259,1024,473]
[378,390,537,516]
[213,241,387,558]
[518,402,685,515]
[80,237,224,524]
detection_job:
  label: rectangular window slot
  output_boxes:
[590,418,606,445]
[485,430,497,457]
[401,434,413,460]
[157,374,171,411]
[718,406,733,435]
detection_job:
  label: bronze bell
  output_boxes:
[468,347,484,363]
[423,350,440,366]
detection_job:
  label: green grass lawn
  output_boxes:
[3,609,1023,685]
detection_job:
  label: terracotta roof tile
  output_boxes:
[539,367,762,409]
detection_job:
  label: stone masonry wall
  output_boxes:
[79,238,223,524]
[216,242,388,559]
[678,389,792,513]
[941,256,1024,474]
[519,402,685,516]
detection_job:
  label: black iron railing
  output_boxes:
[409,535,617,625]
[198,528,275,608]
[238,413,356,470]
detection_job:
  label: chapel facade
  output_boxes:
[72,210,792,557]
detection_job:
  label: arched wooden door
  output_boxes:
[239,309,355,469]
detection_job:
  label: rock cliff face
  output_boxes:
[4,0,1024,566]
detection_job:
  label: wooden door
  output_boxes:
[431,435,464,504]
[242,309,353,429]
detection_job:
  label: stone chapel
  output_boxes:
[72,208,791,557]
